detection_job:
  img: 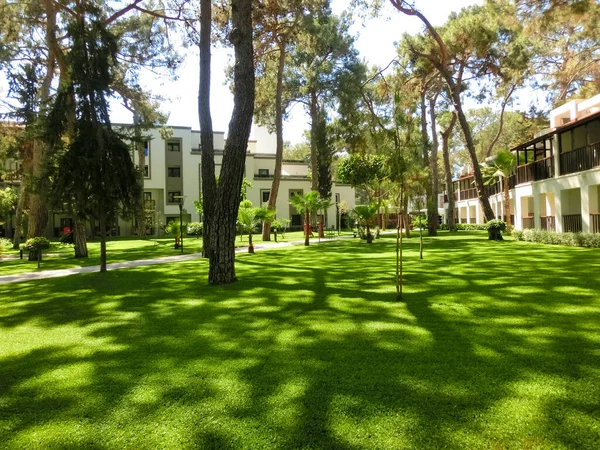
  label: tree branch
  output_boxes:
[486,83,516,157]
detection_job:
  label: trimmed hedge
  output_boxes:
[512,229,600,248]
[187,222,203,236]
[438,223,488,231]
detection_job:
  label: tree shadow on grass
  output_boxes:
[0,235,599,448]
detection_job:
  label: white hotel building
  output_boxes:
[448,94,600,233]
[1,125,355,238]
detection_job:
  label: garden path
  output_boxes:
[0,235,355,285]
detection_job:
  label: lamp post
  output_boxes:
[173,195,186,253]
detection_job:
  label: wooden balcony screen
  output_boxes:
[516,156,554,184]
[563,214,582,233]
[540,216,556,231]
[560,142,600,176]
[522,217,535,229]
[591,213,600,233]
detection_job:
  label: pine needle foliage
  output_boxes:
[44,5,140,271]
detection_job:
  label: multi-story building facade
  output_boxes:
[447,94,600,233]
[0,125,355,238]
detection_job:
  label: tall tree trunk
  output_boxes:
[309,89,319,227]
[396,189,403,301]
[73,216,88,258]
[419,91,436,236]
[27,140,48,239]
[199,0,216,259]
[403,193,411,239]
[134,110,146,238]
[503,177,512,228]
[262,39,286,241]
[11,181,27,249]
[208,0,254,284]
[28,0,57,239]
[390,3,494,222]
[98,209,107,272]
[442,69,495,222]
[442,112,457,232]
[304,210,310,246]
[309,89,318,193]
[428,95,440,236]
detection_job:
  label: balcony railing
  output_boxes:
[591,213,600,233]
[560,142,600,176]
[563,214,582,233]
[522,217,535,229]
[457,188,478,200]
[516,156,554,184]
[508,174,516,189]
[540,216,555,231]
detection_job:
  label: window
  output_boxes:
[258,168,269,177]
[144,165,149,178]
[167,141,181,152]
[168,191,182,203]
[168,166,181,177]
[261,189,270,204]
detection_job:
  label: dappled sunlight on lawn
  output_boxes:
[0,232,599,448]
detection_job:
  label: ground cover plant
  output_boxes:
[0,232,598,449]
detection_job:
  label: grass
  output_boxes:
[0,231,599,449]
[0,230,340,276]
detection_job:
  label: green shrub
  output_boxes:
[24,236,51,252]
[486,219,506,232]
[271,218,290,237]
[164,220,184,237]
[512,228,600,248]
[24,236,51,266]
[486,219,506,241]
[187,222,203,236]
[412,216,428,230]
[0,237,12,255]
[456,223,487,231]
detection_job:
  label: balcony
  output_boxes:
[591,213,600,233]
[560,142,600,176]
[540,216,556,231]
[457,188,478,201]
[515,156,554,185]
[563,214,582,233]
[522,217,534,229]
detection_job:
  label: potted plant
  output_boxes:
[24,236,51,268]
[237,200,274,253]
[165,220,182,248]
[486,219,507,241]
[352,204,378,243]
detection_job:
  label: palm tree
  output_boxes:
[482,150,517,228]
[237,200,274,253]
[289,191,324,246]
[316,196,333,239]
[353,203,378,243]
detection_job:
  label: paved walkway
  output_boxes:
[0,234,353,285]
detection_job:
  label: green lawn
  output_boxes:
[0,230,332,276]
[0,232,599,449]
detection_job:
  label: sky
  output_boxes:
[0,0,486,143]
[108,0,486,143]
